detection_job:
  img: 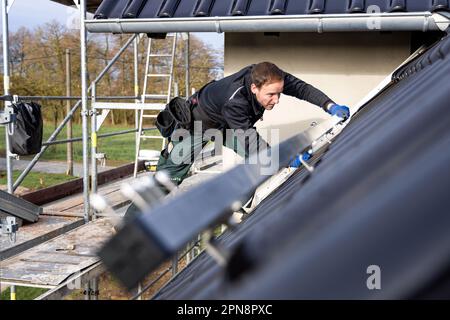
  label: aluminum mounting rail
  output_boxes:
[98,114,345,290]
[0,189,42,223]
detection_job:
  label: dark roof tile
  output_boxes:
[153,34,450,299]
[91,0,450,19]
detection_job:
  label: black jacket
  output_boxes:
[192,65,334,156]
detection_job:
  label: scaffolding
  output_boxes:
[5,0,426,301]
[0,0,390,300]
[1,0,192,300]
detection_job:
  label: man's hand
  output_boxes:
[328,104,350,120]
[289,151,312,168]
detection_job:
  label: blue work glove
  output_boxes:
[328,104,350,120]
[289,151,312,168]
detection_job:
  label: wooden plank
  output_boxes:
[21,179,83,206]
[97,161,144,185]
[43,191,86,217]
[0,216,84,260]
[0,218,116,287]
[42,173,147,217]
[20,161,145,206]
[65,189,131,214]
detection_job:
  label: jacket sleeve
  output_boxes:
[282,72,334,111]
[222,102,270,158]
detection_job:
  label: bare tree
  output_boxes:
[6,24,223,127]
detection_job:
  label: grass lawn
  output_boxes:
[0,123,162,165]
[0,170,78,191]
[0,286,48,300]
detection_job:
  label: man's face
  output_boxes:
[251,80,284,110]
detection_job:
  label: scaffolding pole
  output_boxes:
[13,33,137,193]
[18,96,139,100]
[185,33,190,99]
[2,0,13,194]
[90,34,138,199]
[66,49,74,176]
[80,0,90,224]
[89,33,137,300]
[2,0,15,301]
[79,0,92,301]
[91,84,97,215]
[134,36,140,167]
[43,128,140,146]
[134,37,141,300]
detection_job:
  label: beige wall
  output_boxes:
[225,32,411,141]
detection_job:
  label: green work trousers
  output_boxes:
[156,128,244,185]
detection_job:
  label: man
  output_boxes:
[156,61,349,185]
[124,62,349,219]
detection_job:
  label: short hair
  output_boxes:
[251,62,284,88]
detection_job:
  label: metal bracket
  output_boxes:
[0,104,16,135]
[0,111,15,126]
[80,110,95,116]
[0,216,19,244]
[203,229,229,267]
[95,153,107,167]
[300,156,315,173]
[311,122,345,154]
[202,201,242,266]
[7,151,19,160]
[120,173,174,213]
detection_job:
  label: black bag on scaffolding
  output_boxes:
[10,101,43,156]
[156,97,192,138]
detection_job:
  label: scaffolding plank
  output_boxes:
[36,262,105,300]
[1,171,149,262]
[0,218,115,287]
[21,162,144,206]
[0,215,83,260]
[47,189,128,216]
[42,173,151,217]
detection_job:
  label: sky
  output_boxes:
[0,0,224,50]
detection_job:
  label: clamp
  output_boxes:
[0,216,19,244]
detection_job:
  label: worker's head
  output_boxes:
[251,62,284,110]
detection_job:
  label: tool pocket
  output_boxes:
[156,97,192,138]
[10,101,43,156]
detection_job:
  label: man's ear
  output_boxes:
[250,83,258,94]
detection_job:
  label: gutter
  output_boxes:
[85,12,448,34]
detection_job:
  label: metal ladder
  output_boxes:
[134,33,178,177]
